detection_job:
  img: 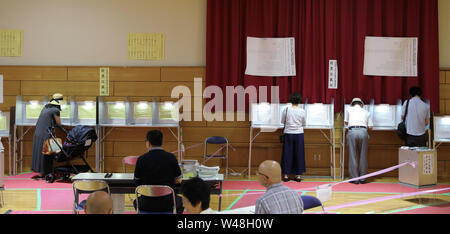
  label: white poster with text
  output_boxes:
[246,37,296,77]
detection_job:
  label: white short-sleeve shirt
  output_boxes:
[345,105,373,128]
[281,106,306,134]
[401,97,430,136]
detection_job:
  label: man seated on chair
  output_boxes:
[180,177,217,214]
[134,130,184,214]
[84,191,113,214]
[255,160,303,214]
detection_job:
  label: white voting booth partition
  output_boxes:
[13,96,49,175]
[249,100,336,179]
[341,100,431,180]
[433,116,450,149]
[0,111,10,191]
[97,97,181,172]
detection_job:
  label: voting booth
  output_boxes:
[398,147,437,189]
[13,96,49,175]
[341,100,403,179]
[249,101,336,179]
[433,116,450,149]
[0,111,9,194]
[97,97,181,172]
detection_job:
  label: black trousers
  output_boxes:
[406,133,428,147]
[133,194,184,214]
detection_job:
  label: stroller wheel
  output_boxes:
[45,174,55,183]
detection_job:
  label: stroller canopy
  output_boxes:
[66,125,98,145]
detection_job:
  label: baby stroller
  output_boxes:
[45,125,97,183]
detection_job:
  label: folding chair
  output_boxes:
[122,156,138,173]
[135,185,176,214]
[0,188,4,208]
[72,180,110,214]
[203,136,228,177]
[301,195,326,213]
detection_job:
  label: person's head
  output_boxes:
[409,86,422,97]
[289,93,302,105]
[351,98,364,107]
[47,93,64,110]
[84,191,113,214]
[145,130,163,148]
[180,177,211,214]
[257,160,282,188]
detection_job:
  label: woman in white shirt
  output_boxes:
[281,93,306,182]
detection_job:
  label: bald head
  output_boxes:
[258,160,282,185]
[84,191,113,214]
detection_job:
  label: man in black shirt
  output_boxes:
[134,130,184,214]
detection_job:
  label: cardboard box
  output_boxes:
[398,148,437,188]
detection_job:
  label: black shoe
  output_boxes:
[31,175,44,180]
[294,176,302,182]
[349,180,359,185]
[282,175,290,182]
[359,180,367,184]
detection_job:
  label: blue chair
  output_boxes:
[301,195,325,212]
[203,136,229,177]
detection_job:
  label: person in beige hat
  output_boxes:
[31,93,64,180]
[344,98,373,184]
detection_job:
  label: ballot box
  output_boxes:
[398,147,437,188]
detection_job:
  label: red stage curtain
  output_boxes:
[206,0,440,112]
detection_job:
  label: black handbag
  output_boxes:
[397,100,410,141]
[280,107,288,143]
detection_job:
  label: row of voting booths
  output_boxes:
[4,95,450,181]
[250,99,449,181]
[11,96,180,175]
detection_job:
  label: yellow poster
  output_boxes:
[25,104,43,119]
[108,103,125,119]
[127,33,165,60]
[134,103,152,119]
[0,116,7,130]
[60,104,70,119]
[99,67,110,96]
[78,104,96,120]
[0,30,23,57]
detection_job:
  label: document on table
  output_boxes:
[363,36,418,77]
[246,37,296,77]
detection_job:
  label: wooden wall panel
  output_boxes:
[67,67,99,81]
[113,81,198,97]
[21,81,105,96]
[110,67,161,82]
[161,67,205,82]
[0,66,67,81]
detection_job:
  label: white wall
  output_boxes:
[0,0,206,66]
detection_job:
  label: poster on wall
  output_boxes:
[0,29,23,57]
[245,37,296,77]
[127,33,165,60]
[363,36,418,77]
[0,74,3,103]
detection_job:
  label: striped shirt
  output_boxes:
[255,183,304,214]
